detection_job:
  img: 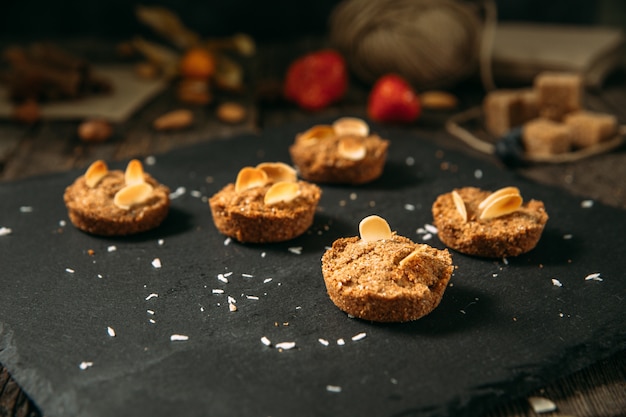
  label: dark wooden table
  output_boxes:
[0,37,624,417]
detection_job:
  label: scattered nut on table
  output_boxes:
[153,109,194,130]
[78,119,113,142]
[420,91,458,110]
[217,102,247,124]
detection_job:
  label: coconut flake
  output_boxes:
[169,186,186,199]
[584,272,603,281]
[337,338,345,346]
[351,332,367,341]
[260,336,271,346]
[275,341,296,350]
[79,361,94,370]
[170,334,189,341]
[217,274,229,283]
[212,289,224,294]
[107,326,116,337]
[151,258,162,269]
[318,338,330,346]
[424,224,438,234]
[0,227,12,236]
[551,278,563,287]
[107,245,117,252]
[145,293,158,300]
[288,247,303,255]
[326,385,342,393]
[19,206,33,213]
[580,200,594,208]
[65,268,75,274]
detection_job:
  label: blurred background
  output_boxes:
[1,0,625,41]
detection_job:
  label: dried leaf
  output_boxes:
[135,5,199,50]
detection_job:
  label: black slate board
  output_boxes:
[1,119,625,417]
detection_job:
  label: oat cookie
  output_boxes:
[64,159,170,236]
[289,117,389,185]
[322,215,454,322]
[209,162,321,243]
[432,186,548,258]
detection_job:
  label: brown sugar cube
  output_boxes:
[534,72,583,121]
[517,88,539,122]
[483,89,537,137]
[563,110,618,148]
[522,118,573,156]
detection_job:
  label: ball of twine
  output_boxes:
[330,0,494,90]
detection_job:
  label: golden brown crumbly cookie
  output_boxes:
[64,160,170,236]
[321,216,454,322]
[432,187,548,258]
[208,163,322,243]
[289,118,389,185]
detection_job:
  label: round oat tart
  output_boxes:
[289,117,389,185]
[64,160,170,236]
[321,215,454,323]
[432,187,549,258]
[208,163,322,243]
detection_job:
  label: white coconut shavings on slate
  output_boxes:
[275,341,296,350]
[169,186,186,199]
[107,326,116,337]
[580,199,594,208]
[0,227,12,236]
[170,334,189,341]
[151,258,162,269]
[326,385,342,393]
[79,361,94,370]
[584,272,603,281]
[551,279,563,287]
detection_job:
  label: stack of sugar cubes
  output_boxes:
[483,72,618,157]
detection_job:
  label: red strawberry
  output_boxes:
[284,50,348,111]
[367,74,421,123]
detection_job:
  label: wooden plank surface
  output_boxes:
[0,38,624,417]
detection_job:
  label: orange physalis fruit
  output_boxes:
[179,47,216,80]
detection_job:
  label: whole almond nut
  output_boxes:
[153,109,194,131]
[78,119,113,142]
[217,102,247,124]
[420,91,458,110]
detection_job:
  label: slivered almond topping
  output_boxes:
[359,215,392,242]
[332,117,369,137]
[452,190,467,222]
[337,136,367,161]
[85,160,109,188]
[125,159,146,186]
[478,186,520,210]
[235,167,268,192]
[479,194,523,220]
[113,183,154,210]
[399,249,421,268]
[297,125,335,145]
[256,162,297,183]
[264,182,300,205]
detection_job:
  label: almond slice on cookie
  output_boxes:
[479,194,523,220]
[332,117,369,137]
[451,190,467,222]
[264,182,300,205]
[297,125,335,146]
[125,159,146,186]
[338,136,367,161]
[359,215,392,242]
[478,186,520,210]
[256,162,297,183]
[235,167,269,192]
[114,183,154,210]
[85,160,109,188]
